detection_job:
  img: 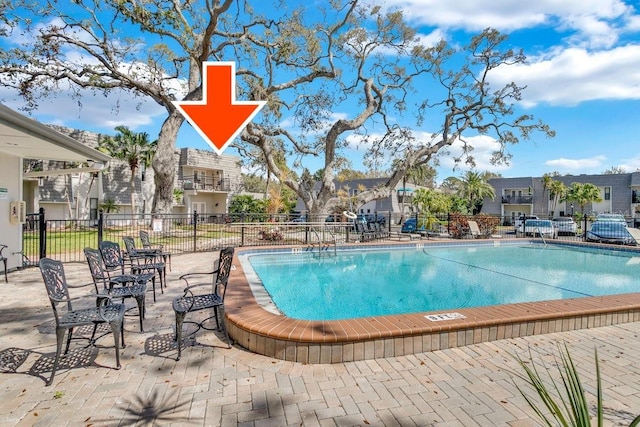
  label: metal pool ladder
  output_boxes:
[535,227,547,246]
[306,226,337,257]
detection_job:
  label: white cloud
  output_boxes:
[489,45,640,107]
[545,155,607,171]
[0,84,166,132]
[619,155,640,171]
[377,0,633,47]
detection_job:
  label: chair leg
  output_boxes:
[65,327,76,354]
[213,306,231,349]
[48,327,67,386]
[2,258,6,282]
[151,276,157,302]
[109,320,123,369]
[159,267,165,294]
[134,295,145,332]
[219,309,232,349]
[174,311,186,361]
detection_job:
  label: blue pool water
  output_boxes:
[242,243,640,321]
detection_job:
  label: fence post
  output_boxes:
[38,207,46,259]
[97,209,104,245]
[193,210,198,252]
[241,225,245,246]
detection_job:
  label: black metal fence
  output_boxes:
[21,209,638,265]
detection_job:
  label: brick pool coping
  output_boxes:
[224,240,640,363]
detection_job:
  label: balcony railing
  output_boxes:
[181,175,231,192]
[501,195,533,204]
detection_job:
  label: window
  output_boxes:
[604,187,611,201]
[89,198,98,220]
[192,202,206,215]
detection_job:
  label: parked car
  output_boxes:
[586,221,637,245]
[552,217,577,236]
[517,219,558,239]
[514,215,538,231]
[595,213,627,224]
[291,215,307,223]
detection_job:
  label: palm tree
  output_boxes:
[99,198,120,213]
[458,171,496,214]
[548,179,568,217]
[99,126,157,220]
[391,159,436,216]
[564,182,602,217]
[540,173,553,216]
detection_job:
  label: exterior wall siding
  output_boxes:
[486,173,637,219]
[33,126,242,218]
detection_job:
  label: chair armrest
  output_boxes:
[181,281,219,293]
[179,270,217,286]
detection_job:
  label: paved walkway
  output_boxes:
[1,252,639,426]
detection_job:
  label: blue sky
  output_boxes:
[2,0,640,183]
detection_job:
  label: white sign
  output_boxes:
[0,188,7,200]
[152,219,163,232]
[425,312,466,322]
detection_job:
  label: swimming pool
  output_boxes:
[224,241,640,364]
[243,244,640,321]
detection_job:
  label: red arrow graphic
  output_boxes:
[173,62,266,155]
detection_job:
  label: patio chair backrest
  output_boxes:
[99,240,126,274]
[39,258,72,322]
[84,247,109,292]
[215,247,234,293]
[468,220,481,236]
[139,230,152,248]
[122,236,137,255]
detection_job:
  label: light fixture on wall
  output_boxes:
[215,203,219,207]
[37,177,44,186]
[87,160,105,170]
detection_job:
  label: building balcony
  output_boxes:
[181,176,231,192]
[501,195,533,204]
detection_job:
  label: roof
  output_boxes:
[0,104,111,163]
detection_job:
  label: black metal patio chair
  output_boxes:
[172,247,234,361]
[139,230,172,271]
[39,257,125,386]
[84,247,147,332]
[122,236,167,296]
[99,240,158,302]
[0,244,7,282]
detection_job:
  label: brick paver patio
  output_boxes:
[0,252,639,426]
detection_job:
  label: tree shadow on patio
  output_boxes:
[92,387,193,426]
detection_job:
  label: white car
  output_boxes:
[552,217,577,236]
[517,219,558,239]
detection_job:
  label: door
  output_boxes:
[192,202,206,221]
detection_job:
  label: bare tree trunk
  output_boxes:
[152,112,183,215]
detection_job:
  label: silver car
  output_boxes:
[552,217,577,236]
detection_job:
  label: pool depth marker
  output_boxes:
[173,61,266,155]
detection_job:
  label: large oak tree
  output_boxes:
[0,0,554,216]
